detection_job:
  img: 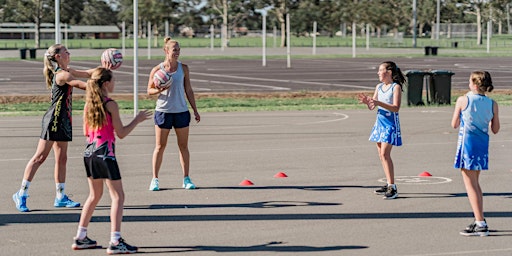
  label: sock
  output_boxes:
[76,226,87,240]
[389,184,397,189]
[111,231,121,244]
[19,180,30,196]
[475,220,487,227]
[56,183,65,199]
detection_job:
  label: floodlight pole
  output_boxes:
[262,14,267,67]
[55,0,60,44]
[286,13,291,68]
[412,0,417,48]
[312,21,317,55]
[133,0,139,117]
[436,0,440,40]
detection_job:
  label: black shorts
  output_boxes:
[154,111,191,129]
[83,143,121,180]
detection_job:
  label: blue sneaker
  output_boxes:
[54,195,80,208]
[183,176,196,190]
[12,192,29,212]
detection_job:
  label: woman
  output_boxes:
[13,44,95,212]
[147,37,200,191]
[358,61,406,200]
[73,67,151,253]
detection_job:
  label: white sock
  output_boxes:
[76,226,87,240]
[475,220,487,227]
[19,180,30,196]
[56,183,65,199]
[388,184,396,189]
[111,231,121,244]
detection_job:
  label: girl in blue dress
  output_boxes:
[358,61,406,200]
[452,71,499,237]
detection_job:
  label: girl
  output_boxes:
[452,71,499,237]
[146,37,200,191]
[13,44,95,212]
[358,61,406,200]
[72,68,151,253]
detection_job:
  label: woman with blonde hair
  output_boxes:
[147,37,200,191]
[73,67,151,253]
[13,44,95,212]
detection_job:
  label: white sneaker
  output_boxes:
[149,178,159,191]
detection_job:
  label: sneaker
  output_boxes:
[460,221,489,237]
[183,176,196,190]
[383,186,398,199]
[106,238,138,254]
[149,178,159,191]
[72,236,97,250]
[12,192,29,212]
[374,185,388,194]
[54,195,80,208]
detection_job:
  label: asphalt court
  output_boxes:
[1,52,512,96]
[2,49,512,255]
[1,107,512,255]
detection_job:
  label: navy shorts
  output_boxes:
[154,111,191,129]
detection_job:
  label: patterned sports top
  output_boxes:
[377,82,398,111]
[85,98,116,157]
[40,67,73,141]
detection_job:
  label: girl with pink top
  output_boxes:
[72,67,151,254]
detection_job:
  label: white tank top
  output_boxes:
[155,62,188,113]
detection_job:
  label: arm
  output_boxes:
[56,70,87,90]
[373,84,402,112]
[106,101,152,139]
[67,67,95,78]
[146,66,168,95]
[490,100,500,134]
[83,103,88,136]
[451,96,466,129]
[182,64,201,122]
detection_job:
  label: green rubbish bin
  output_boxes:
[19,48,28,59]
[404,70,427,106]
[429,70,454,105]
[29,48,37,59]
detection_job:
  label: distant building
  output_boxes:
[0,23,120,40]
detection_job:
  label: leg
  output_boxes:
[461,169,484,221]
[23,139,54,181]
[376,142,394,184]
[175,127,190,177]
[52,141,68,183]
[152,125,170,179]
[105,179,124,234]
[78,178,104,228]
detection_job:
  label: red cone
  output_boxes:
[274,172,288,178]
[419,171,432,177]
[239,179,254,185]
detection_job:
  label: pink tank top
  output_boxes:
[85,98,116,156]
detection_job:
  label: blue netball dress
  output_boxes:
[454,92,494,170]
[369,83,402,146]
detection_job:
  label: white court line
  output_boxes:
[192,71,375,90]
[406,248,512,256]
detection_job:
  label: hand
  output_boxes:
[136,110,153,123]
[101,59,113,70]
[358,93,375,110]
[194,111,201,123]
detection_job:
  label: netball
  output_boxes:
[101,48,123,70]
[153,69,172,89]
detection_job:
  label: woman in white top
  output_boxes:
[147,37,200,191]
[358,61,406,200]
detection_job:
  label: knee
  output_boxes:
[32,154,48,165]
[154,144,167,154]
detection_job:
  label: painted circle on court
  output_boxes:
[378,176,452,185]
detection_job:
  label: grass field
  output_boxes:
[2,34,512,50]
[1,90,511,116]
